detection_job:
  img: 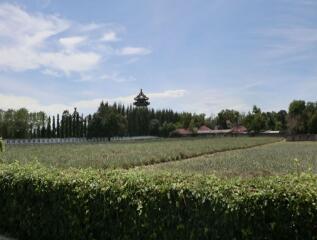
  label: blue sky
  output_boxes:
[0,0,316,115]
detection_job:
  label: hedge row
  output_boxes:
[0,163,317,240]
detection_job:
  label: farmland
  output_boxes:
[2,136,317,240]
[0,136,280,169]
[145,141,317,177]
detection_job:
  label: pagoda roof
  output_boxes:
[134,89,149,101]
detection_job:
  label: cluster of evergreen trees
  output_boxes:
[0,102,189,139]
[0,99,316,139]
[0,108,87,139]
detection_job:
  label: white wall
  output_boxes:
[4,136,159,145]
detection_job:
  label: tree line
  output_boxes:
[0,100,316,139]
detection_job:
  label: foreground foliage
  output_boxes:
[0,163,317,240]
[1,137,280,169]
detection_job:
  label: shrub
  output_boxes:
[0,163,317,239]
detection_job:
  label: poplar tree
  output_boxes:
[46,116,52,138]
[52,116,56,138]
[83,117,87,137]
[56,114,60,138]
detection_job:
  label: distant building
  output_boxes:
[133,89,150,107]
[197,125,213,134]
[231,126,247,134]
[173,128,192,137]
[209,129,233,135]
[172,125,249,137]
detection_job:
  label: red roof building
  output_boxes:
[197,125,212,134]
[174,128,192,135]
[231,126,247,133]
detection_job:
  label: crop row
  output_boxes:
[146,141,317,177]
[1,137,280,169]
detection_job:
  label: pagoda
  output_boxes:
[133,89,150,107]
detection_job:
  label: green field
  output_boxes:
[3,136,316,178]
[2,137,317,239]
[144,141,317,177]
[0,137,280,169]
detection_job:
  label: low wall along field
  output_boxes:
[4,136,159,145]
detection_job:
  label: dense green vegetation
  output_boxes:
[1,163,317,240]
[0,104,192,139]
[146,141,317,177]
[0,137,280,169]
[288,100,317,134]
[1,99,316,140]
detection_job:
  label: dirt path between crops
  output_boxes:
[139,138,285,169]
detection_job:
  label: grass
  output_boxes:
[144,141,317,178]
[0,137,280,169]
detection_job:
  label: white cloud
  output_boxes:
[41,69,62,77]
[0,47,100,73]
[179,89,248,114]
[59,36,86,49]
[0,88,242,116]
[148,89,187,99]
[0,3,151,75]
[100,72,136,83]
[101,31,119,42]
[76,72,136,83]
[0,3,101,74]
[118,47,151,56]
[0,3,69,46]
[0,94,39,110]
[40,51,100,73]
[79,22,102,32]
[0,89,187,115]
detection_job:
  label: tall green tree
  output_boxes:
[13,108,29,138]
[288,100,307,134]
[52,116,56,138]
[56,114,60,138]
[149,119,160,136]
[308,112,317,134]
[159,122,176,137]
[244,106,265,133]
[46,116,52,138]
[216,109,240,129]
[88,102,127,140]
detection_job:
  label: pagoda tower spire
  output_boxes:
[133,89,150,107]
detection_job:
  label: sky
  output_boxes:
[0,0,317,116]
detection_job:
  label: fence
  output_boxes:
[4,136,160,145]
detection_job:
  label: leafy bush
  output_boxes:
[0,163,317,239]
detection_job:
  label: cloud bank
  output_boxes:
[0,3,151,75]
